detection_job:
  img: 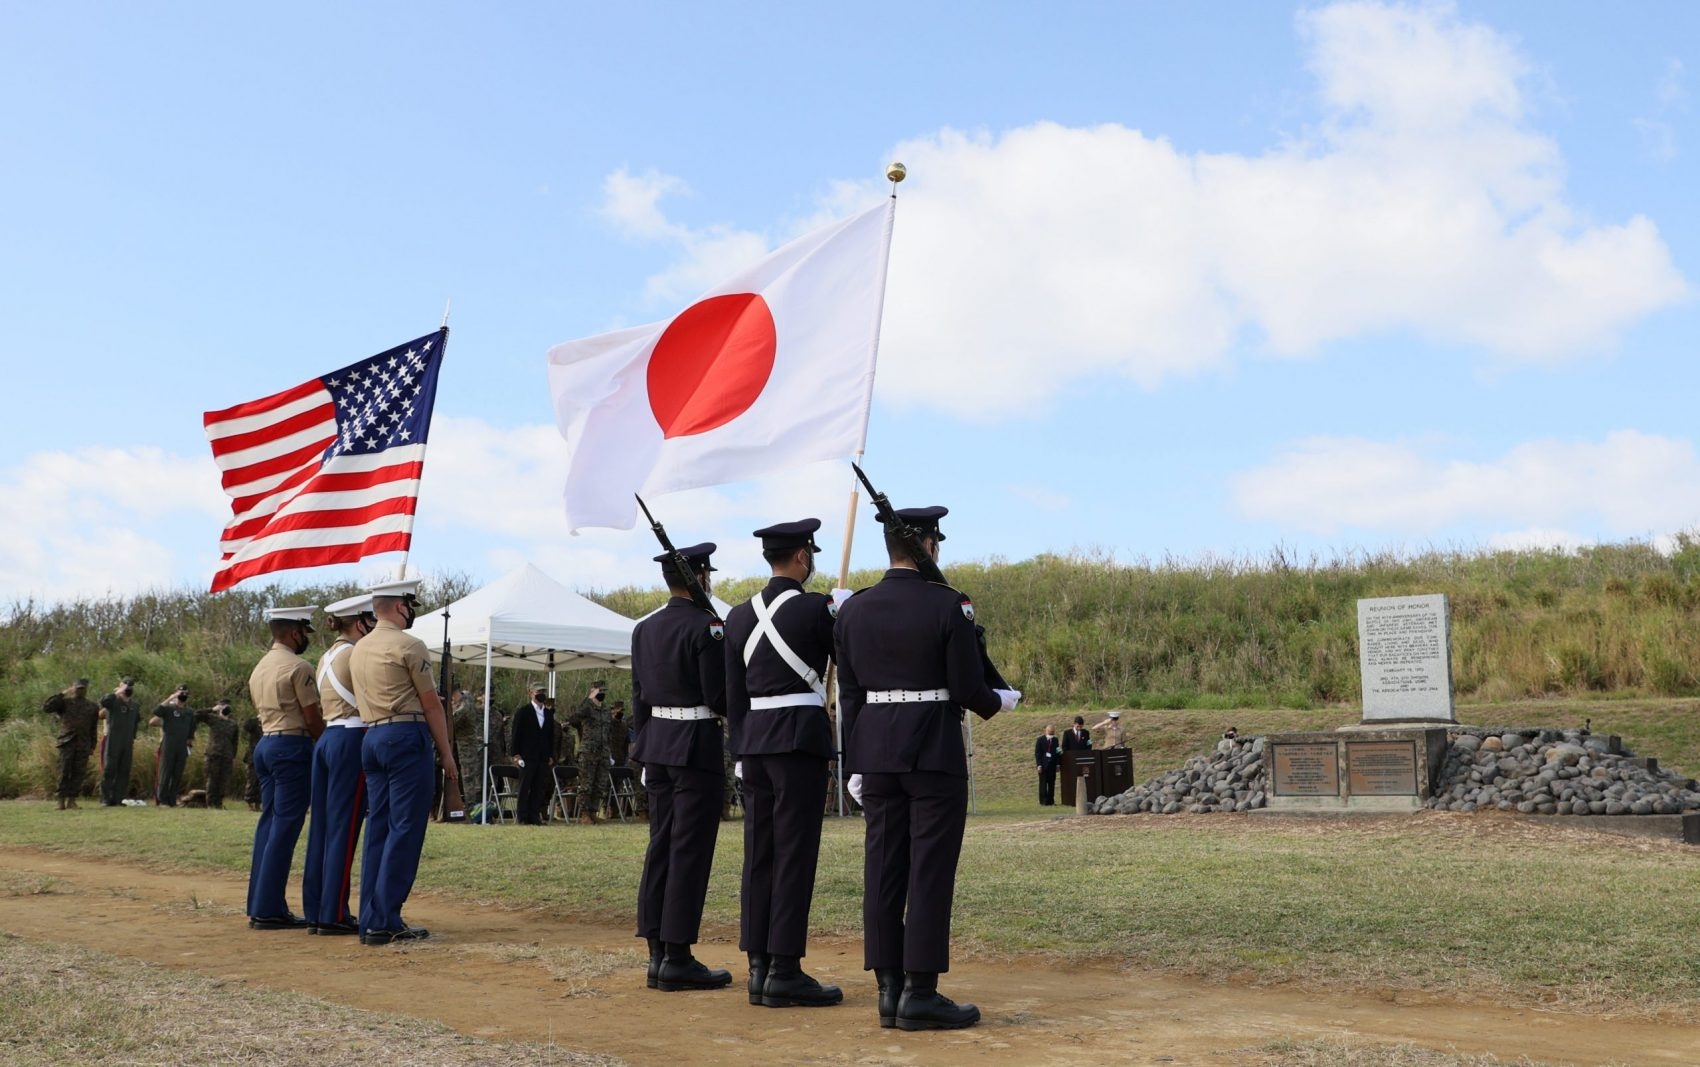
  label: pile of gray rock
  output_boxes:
[1089,727,1700,817]
[1090,735,1267,814]
[1427,727,1700,815]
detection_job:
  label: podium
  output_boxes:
[1060,751,1098,808]
[1060,749,1135,808]
[1099,748,1133,796]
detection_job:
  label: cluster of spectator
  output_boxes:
[1032,711,1129,806]
[444,680,636,825]
[41,675,249,809]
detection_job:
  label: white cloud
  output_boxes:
[0,446,223,602]
[600,1,1687,417]
[1231,430,1700,537]
[1485,528,1593,553]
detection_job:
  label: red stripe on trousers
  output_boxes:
[338,774,366,924]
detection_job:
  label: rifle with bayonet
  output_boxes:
[636,494,720,619]
[851,462,1010,693]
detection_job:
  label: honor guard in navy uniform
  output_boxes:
[302,594,375,935]
[631,542,732,992]
[835,506,1021,1030]
[351,578,460,945]
[725,518,844,1008]
[246,606,324,929]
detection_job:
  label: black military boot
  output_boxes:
[874,968,904,1029]
[646,937,664,989]
[760,954,843,1008]
[655,942,732,991]
[746,952,769,1005]
[895,971,980,1031]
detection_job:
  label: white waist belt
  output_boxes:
[865,688,951,704]
[325,717,366,729]
[652,705,716,721]
[749,693,826,710]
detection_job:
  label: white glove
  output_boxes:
[847,773,864,803]
[734,760,743,780]
[995,688,1022,713]
[831,588,853,607]
[640,767,647,787]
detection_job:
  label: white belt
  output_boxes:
[324,717,366,729]
[865,688,951,704]
[749,693,826,710]
[651,705,715,721]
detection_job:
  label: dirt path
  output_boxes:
[1,847,1693,1067]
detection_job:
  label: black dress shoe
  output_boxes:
[312,921,359,936]
[363,924,431,946]
[875,968,903,1028]
[746,952,769,1005]
[895,988,981,1031]
[248,914,310,930]
[646,937,663,989]
[760,957,842,1008]
[656,949,732,991]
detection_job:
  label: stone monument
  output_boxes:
[1357,593,1455,725]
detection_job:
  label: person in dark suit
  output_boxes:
[511,684,556,825]
[725,518,844,1009]
[632,542,731,993]
[1034,725,1062,805]
[1061,715,1092,752]
[835,505,1019,1031]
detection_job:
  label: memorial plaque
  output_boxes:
[1357,593,1455,723]
[1271,742,1340,796]
[1346,741,1418,796]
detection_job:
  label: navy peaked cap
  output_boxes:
[754,518,822,552]
[653,542,718,571]
[875,505,948,541]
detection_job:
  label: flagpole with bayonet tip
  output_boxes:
[829,163,904,816]
[395,305,452,582]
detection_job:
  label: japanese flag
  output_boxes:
[547,199,893,532]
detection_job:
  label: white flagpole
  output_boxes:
[830,167,904,817]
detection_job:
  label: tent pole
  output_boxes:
[483,630,493,824]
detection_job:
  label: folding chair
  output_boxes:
[606,766,638,822]
[489,764,522,825]
[551,764,580,823]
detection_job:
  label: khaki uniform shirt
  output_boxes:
[247,643,318,733]
[1097,721,1127,749]
[316,638,361,722]
[350,620,432,723]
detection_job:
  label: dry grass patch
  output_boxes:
[442,941,643,998]
[0,933,623,1067]
[1241,1036,1629,1067]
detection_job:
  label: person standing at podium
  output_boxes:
[1091,710,1127,749]
[1033,725,1062,806]
[1061,715,1092,753]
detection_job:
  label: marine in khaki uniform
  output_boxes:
[196,699,241,808]
[303,594,375,936]
[350,578,459,945]
[246,606,323,929]
[43,678,99,809]
[1090,711,1127,749]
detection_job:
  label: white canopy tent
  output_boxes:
[417,562,636,818]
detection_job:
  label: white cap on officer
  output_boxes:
[264,606,316,623]
[367,577,422,599]
[324,593,375,618]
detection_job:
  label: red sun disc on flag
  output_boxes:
[647,293,777,439]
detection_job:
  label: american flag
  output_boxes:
[203,329,447,593]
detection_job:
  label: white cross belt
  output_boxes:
[864,688,951,704]
[749,693,826,710]
[651,705,716,721]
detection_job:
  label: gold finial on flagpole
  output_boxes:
[886,162,906,190]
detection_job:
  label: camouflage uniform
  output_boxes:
[197,709,241,808]
[242,715,263,808]
[568,696,610,819]
[44,690,99,804]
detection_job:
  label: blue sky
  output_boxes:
[1,1,1696,601]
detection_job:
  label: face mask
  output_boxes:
[401,601,417,629]
[801,549,816,584]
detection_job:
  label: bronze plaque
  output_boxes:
[1346,741,1418,796]
[1271,743,1340,796]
